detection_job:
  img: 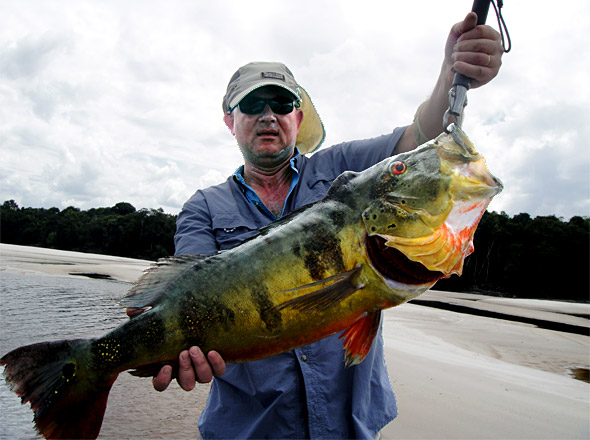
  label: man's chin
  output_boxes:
[244,144,295,167]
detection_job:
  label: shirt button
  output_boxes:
[301,355,307,362]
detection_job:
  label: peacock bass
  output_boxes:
[1,124,502,439]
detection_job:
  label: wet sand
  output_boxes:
[1,243,589,439]
[380,303,589,439]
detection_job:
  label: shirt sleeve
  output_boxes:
[174,189,218,256]
[309,126,407,177]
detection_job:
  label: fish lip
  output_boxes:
[437,134,503,199]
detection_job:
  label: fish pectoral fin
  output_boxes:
[271,266,363,314]
[339,310,382,367]
[119,255,209,308]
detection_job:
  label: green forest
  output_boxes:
[1,200,588,302]
[0,200,176,261]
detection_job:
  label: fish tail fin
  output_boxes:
[1,339,117,439]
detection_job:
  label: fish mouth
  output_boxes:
[365,234,444,286]
[366,195,492,289]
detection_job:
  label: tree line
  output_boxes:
[436,211,589,302]
[0,200,176,261]
[1,200,588,302]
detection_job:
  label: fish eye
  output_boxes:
[391,161,406,175]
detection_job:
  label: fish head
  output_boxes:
[362,124,503,295]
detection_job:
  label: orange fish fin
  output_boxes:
[272,266,363,313]
[339,310,382,366]
[1,339,117,439]
[120,255,208,308]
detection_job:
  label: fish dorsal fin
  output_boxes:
[271,265,363,313]
[119,255,208,308]
[339,310,382,366]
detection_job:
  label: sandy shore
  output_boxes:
[0,243,153,283]
[1,243,589,439]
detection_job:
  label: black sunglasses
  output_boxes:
[237,95,299,115]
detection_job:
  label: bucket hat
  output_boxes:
[222,61,325,154]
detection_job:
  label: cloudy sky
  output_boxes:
[1,0,588,220]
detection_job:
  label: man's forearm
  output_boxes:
[396,61,453,154]
[417,61,455,139]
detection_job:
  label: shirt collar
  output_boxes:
[232,148,301,219]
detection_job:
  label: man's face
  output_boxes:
[224,86,303,168]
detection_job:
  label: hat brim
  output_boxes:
[296,86,325,154]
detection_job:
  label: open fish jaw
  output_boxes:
[365,233,445,290]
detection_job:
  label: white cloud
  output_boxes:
[0,0,588,220]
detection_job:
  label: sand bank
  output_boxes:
[1,244,588,439]
[0,243,152,282]
[381,304,589,439]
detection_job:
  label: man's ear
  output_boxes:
[296,108,304,130]
[224,113,235,135]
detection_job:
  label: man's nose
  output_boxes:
[259,104,277,120]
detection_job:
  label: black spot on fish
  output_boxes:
[62,363,75,379]
[302,225,345,280]
[251,286,282,332]
[180,294,236,345]
[292,242,301,257]
[328,209,346,228]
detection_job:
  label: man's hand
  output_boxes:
[126,307,226,392]
[153,347,226,391]
[444,11,503,89]
[397,10,506,153]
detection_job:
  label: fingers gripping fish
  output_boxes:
[1,125,502,439]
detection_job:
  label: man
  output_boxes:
[129,12,503,439]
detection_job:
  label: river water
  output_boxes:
[0,271,210,439]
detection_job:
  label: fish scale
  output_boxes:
[1,124,502,439]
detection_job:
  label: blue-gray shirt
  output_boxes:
[175,128,405,439]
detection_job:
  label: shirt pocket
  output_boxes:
[211,213,260,251]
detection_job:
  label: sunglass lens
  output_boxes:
[238,97,295,115]
[238,98,265,114]
[269,100,295,115]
